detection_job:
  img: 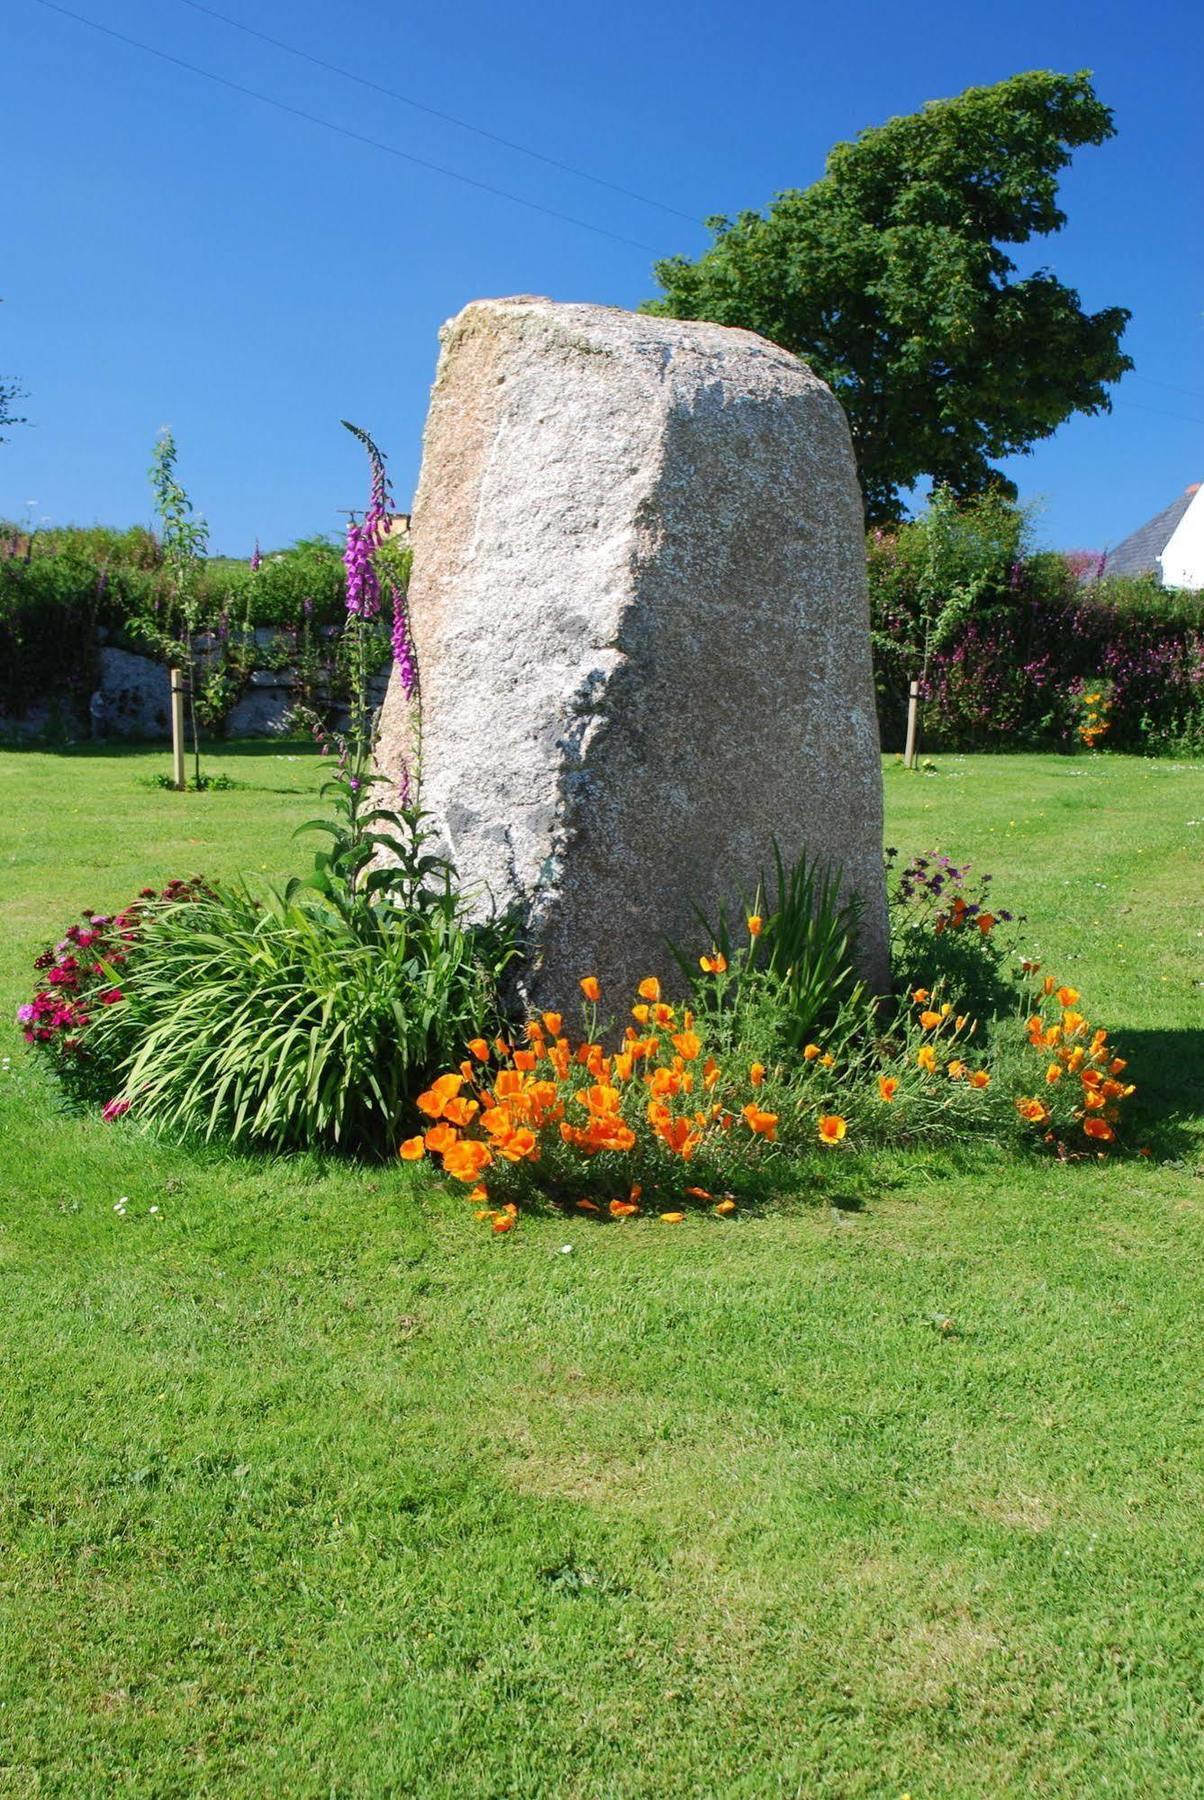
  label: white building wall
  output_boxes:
[1159,484,1204,589]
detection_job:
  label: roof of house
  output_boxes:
[1102,485,1201,578]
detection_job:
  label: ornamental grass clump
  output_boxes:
[673,841,863,1055]
[83,765,516,1158]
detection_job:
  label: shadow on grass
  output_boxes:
[1115,1029,1204,1161]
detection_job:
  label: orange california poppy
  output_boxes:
[820,1053,836,1069]
[637,976,661,1002]
[1043,976,1056,996]
[919,1010,942,1030]
[699,950,727,974]
[967,1070,990,1089]
[747,915,763,937]
[878,1075,899,1102]
[467,1038,490,1061]
[1057,986,1080,1007]
[977,913,996,934]
[741,1103,779,1140]
[399,1135,425,1161]
[467,1184,489,1203]
[609,1198,640,1217]
[541,1011,562,1036]
[803,1043,821,1062]
[491,1214,515,1234]
[817,1114,847,1146]
[1083,1116,1114,1141]
[1014,1096,1050,1124]
[749,1062,765,1087]
[715,1198,737,1215]
[916,1045,937,1073]
[424,1121,459,1155]
[947,1060,966,1080]
[580,976,601,1001]
[673,1030,702,1061]
[1109,1057,1127,1075]
[1045,1064,1062,1085]
[912,988,930,1004]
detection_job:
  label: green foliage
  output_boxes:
[86,766,516,1158]
[646,70,1131,521]
[675,843,863,1055]
[869,496,1204,753]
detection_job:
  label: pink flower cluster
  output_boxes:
[17,879,207,1064]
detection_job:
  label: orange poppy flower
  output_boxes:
[1083,1088,1106,1110]
[947,1060,966,1080]
[491,1214,515,1234]
[820,1053,836,1069]
[1043,976,1056,996]
[1109,1057,1127,1075]
[1083,1116,1114,1141]
[878,1075,899,1102]
[749,1062,765,1087]
[912,988,930,1004]
[575,1198,601,1212]
[747,914,763,937]
[442,1139,493,1182]
[612,1052,634,1082]
[579,976,601,1001]
[442,1096,479,1127]
[955,1014,969,1031]
[467,1184,489,1203]
[916,1045,937,1073]
[652,1003,675,1026]
[715,1198,737,1216]
[817,1114,847,1146]
[399,1135,426,1161]
[1057,986,1080,1008]
[977,913,996,934]
[741,1104,778,1140]
[1014,1096,1050,1124]
[637,976,661,1002]
[631,1003,651,1025]
[672,1030,701,1061]
[608,1198,640,1217]
[919,1010,942,1030]
[467,1038,490,1061]
[699,950,728,974]
[803,1044,821,1062]
[500,1126,538,1161]
[702,1056,721,1089]
[1045,1064,1062,1085]
[541,1011,562,1036]
[967,1070,990,1089]
[424,1121,459,1154]
[513,1049,538,1073]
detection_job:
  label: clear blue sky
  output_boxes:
[3,0,1200,555]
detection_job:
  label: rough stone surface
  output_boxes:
[376,297,889,1009]
[98,647,171,738]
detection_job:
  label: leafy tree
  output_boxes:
[644,71,1131,521]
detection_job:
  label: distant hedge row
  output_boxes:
[0,524,347,721]
[5,507,1203,753]
[868,494,1204,757]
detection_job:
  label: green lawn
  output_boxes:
[1,743,1202,1798]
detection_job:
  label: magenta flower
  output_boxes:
[101,1097,131,1121]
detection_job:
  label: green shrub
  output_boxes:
[85,764,516,1157]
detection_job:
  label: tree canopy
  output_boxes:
[644,71,1131,521]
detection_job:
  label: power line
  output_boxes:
[1129,373,1204,405]
[1113,398,1204,429]
[176,0,700,226]
[31,0,661,254]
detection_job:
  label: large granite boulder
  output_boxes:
[376,297,888,1010]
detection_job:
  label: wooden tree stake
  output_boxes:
[170,668,187,791]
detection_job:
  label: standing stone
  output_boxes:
[376,297,889,1011]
